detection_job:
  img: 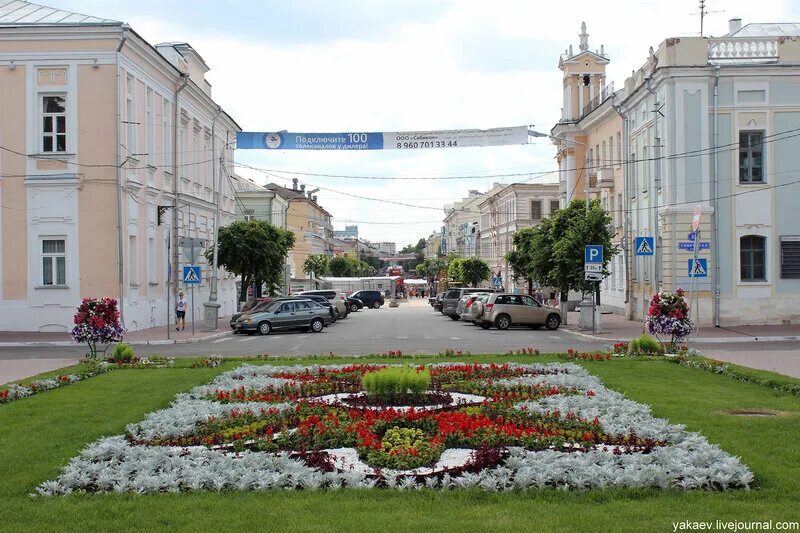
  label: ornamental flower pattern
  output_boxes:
[71,297,125,358]
[37,363,752,495]
[644,289,694,347]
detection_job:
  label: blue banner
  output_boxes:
[237,131,383,150]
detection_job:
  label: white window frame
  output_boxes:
[125,74,137,156]
[129,234,139,287]
[40,237,67,286]
[40,94,67,154]
[147,236,156,284]
[145,87,154,167]
[163,98,173,169]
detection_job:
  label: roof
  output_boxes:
[732,23,800,37]
[0,0,120,25]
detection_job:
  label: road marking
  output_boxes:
[271,336,284,340]
[238,336,257,342]
[396,336,408,340]
[212,337,233,343]
[548,335,562,340]
[450,337,461,340]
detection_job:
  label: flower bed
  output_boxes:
[37,362,752,494]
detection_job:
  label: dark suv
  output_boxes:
[350,290,385,309]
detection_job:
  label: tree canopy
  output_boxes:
[459,257,492,287]
[328,255,377,277]
[209,220,295,301]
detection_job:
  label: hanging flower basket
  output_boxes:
[644,289,694,350]
[71,297,125,358]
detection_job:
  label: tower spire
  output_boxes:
[579,21,589,51]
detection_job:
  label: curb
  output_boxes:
[0,330,233,348]
[562,328,800,344]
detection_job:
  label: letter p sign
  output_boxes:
[585,245,603,264]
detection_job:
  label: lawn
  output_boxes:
[1,355,799,533]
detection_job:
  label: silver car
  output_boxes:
[457,292,493,322]
[472,293,562,330]
[236,298,332,335]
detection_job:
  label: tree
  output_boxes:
[509,199,619,316]
[400,238,427,254]
[447,256,464,285]
[303,254,330,288]
[459,257,492,287]
[329,256,355,277]
[209,220,295,302]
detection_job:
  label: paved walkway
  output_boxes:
[563,312,800,343]
[0,316,233,347]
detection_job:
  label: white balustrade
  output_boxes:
[708,38,779,62]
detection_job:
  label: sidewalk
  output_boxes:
[0,317,233,347]
[563,312,800,344]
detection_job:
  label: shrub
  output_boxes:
[636,334,663,354]
[362,366,431,398]
[110,343,136,363]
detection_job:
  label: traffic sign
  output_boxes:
[179,237,206,265]
[492,276,503,288]
[183,265,201,285]
[687,258,708,278]
[692,205,702,232]
[634,236,655,256]
[678,242,711,251]
[584,263,603,273]
[585,271,603,281]
[584,245,603,264]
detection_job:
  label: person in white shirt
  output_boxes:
[176,292,187,331]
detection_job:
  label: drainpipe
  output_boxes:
[612,98,631,317]
[713,66,721,327]
[645,77,660,294]
[202,106,224,330]
[171,73,190,317]
[115,24,129,327]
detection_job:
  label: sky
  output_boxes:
[50,0,800,247]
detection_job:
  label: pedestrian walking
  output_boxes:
[175,292,187,331]
[549,289,556,307]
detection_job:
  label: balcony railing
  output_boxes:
[581,82,614,119]
[708,38,779,63]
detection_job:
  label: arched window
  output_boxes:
[740,235,766,281]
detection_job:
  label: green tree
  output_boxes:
[303,254,330,288]
[506,226,550,294]
[329,256,356,277]
[459,256,492,287]
[447,256,464,285]
[400,238,427,254]
[209,220,295,301]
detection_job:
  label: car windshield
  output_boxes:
[444,289,460,299]
[249,300,272,313]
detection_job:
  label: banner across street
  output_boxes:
[236,126,529,150]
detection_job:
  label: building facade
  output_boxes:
[620,20,800,325]
[442,185,505,257]
[0,3,240,332]
[551,23,627,312]
[230,174,288,229]
[333,225,358,240]
[478,183,560,290]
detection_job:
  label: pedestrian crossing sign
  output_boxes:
[687,258,708,278]
[183,265,201,285]
[634,236,654,256]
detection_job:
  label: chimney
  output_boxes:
[300,184,306,193]
[292,178,298,190]
[728,17,742,36]
[312,195,317,202]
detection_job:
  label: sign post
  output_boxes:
[584,245,603,333]
[689,205,702,339]
[634,237,655,330]
[183,265,201,335]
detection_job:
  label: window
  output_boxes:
[125,74,137,155]
[41,95,66,153]
[595,144,600,167]
[616,132,622,164]
[582,75,590,86]
[739,131,763,183]
[41,239,66,286]
[129,235,138,286]
[530,200,542,220]
[740,235,766,281]
[780,237,800,279]
[147,237,156,284]
[145,88,154,166]
[617,193,622,226]
[609,136,614,165]
[550,200,560,214]
[163,99,172,168]
[601,141,607,166]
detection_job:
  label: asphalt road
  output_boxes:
[0,301,609,360]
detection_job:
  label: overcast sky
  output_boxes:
[54,0,800,247]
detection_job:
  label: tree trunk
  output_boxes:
[560,289,569,325]
[239,276,250,303]
[527,278,533,295]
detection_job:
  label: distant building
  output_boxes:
[373,242,397,257]
[229,175,288,228]
[333,225,358,239]
[443,185,505,257]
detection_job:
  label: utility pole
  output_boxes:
[203,108,224,331]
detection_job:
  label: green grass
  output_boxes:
[1,356,799,532]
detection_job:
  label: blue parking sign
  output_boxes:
[584,245,603,264]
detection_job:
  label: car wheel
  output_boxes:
[449,314,461,321]
[372,301,381,309]
[350,303,359,313]
[545,314,561,330]
[310,318,324,333]
[257,321,271,335]
[334,308,341,320]
[479,322,491,330]
[495,314,511,330]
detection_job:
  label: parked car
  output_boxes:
[346,296,364,313]
[441,287,501,320]
[458,292,492,322]
[298,290,349,319]
[289,294,336,322]
[471,293,562,331]
[230,297,278,330]
[235,298,332,335]
[432,293,444,312]
[349,290,385,309]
